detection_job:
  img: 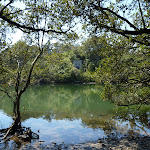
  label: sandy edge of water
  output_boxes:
[18,136,150,150]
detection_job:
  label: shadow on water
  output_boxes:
[0,84,150,149]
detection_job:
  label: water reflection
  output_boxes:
[0,84,150,148]
[0,110,13,129]
[22,118,105,144]
[20,84,114,120]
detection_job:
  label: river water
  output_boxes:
[0,84,150,149]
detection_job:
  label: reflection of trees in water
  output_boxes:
[0,84,106,147]
[114,106,150,136]
[81,105,150,138]
[21,83,150,138]
[0,84,150,142]
[19,84,113,120]
[116,106,150,128]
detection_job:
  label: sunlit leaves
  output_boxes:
[95,34,150,106]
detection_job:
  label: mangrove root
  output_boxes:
[0,124,39,143]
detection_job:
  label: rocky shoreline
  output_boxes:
[18,136,150,150]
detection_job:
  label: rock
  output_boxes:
[98,140,103,143]
[102,143,106,147]
[18,134,30,141]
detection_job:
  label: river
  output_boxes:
[0,84,150,149]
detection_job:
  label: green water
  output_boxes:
[0,84,115,120]
[0,84,150,148]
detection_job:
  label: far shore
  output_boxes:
[35,79,99,85]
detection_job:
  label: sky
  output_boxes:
[2,0,136,45]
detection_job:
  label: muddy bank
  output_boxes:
[16,136,150,150]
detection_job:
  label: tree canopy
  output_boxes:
[0,0,78,47]
[72,0,150,46]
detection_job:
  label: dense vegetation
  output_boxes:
[1,33,149,107]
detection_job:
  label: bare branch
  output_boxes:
[0,88,14,100]
[15,61,21,96]
[90,3,139,30]
[20,50,42,96]
[88,2,150,46]
[19,17,47,96]
[96,24,150,46]
[0,0,14,14]
[0,14,68,34]
[138,0,146,29]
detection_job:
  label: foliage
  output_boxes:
[30,38,103,83]
[95,34,150,106]
[71,0,150,46]
[40,52,76,83]
[0,41,38,92]
[0,0,76,37]
[0,0,79,106]
[34,51,83,83]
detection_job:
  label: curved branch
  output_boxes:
[19,50,42,96]
[0,88,14,100]
[0,14,67,34]
[91,3,139,30]
[89,2,150,46]
[0,0,14,14]
[121,29,150,35]
[96,24,150,46]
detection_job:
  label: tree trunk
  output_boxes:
[12,95,21,131]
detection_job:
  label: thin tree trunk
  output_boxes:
[13,95,21,130]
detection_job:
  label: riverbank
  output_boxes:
[18,136,150,150]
